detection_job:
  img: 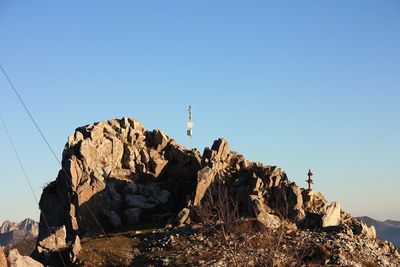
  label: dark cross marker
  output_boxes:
[306,169,314,190]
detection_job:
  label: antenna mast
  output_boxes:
[187,105,193,149]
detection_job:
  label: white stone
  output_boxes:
[322,202,341,227]
[7,249,44,267]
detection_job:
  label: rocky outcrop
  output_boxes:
[353,219,377,239]
[37,118,202,256]
[36,117,398,266]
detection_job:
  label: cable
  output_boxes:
[0,65,108,238]
[0,114,67,267]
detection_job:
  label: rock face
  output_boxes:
[36,117,397,265]
[37,118,202,252]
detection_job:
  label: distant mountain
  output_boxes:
[0,218,38,236]
[357,216,400,247]
[0,218,38,255]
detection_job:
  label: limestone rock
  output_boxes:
[177,208,190,225]
[257,212,281,229]
[37,116,394,267]
[302,190,328,213]
[287,184,303,211]
[193,167,216,206]
[0,248,6,267]
[353,219,377,239]
[38,226,67,252]
[69,235,82,263]
[150,129,170,151]
[149,157,168,177]
[211,138,229,160]
[7,249,44,267]
[322,202,341,227]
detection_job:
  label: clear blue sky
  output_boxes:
[0,1,399,223]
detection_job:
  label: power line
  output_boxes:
[0,64,108,238]
[0,114,67,267]
[0,65,61,166]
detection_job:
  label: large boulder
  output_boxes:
[193,167,216,206]
[37,226,67,253]
[7,249,44,267]
[322,202,341,227]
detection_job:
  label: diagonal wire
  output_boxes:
[0,114,67,267]
[0,65,62,166]
[0,64,108,238]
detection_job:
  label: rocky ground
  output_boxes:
[75,223,400,267]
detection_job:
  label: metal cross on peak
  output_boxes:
[306,169,314,190]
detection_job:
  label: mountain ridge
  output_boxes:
[0,218,38,256]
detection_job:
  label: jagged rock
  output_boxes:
[257,212,281,229]
[123,208,141,225]
[37,226,67,252]
[7,249,44,267]
[302,190,327,213]
[193,167,216,206]
[101,210,122,229]
[322,202,341,227]
[150,129,170,151]
[211,138,229,160]
[149,157,168,177]
[69,235,82,263]
[177,208,190,225]
[203,138,230,169]
[250,194,272,215]
[287,184,303,210]
[0,248,6,267]
[353,219,377,239]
